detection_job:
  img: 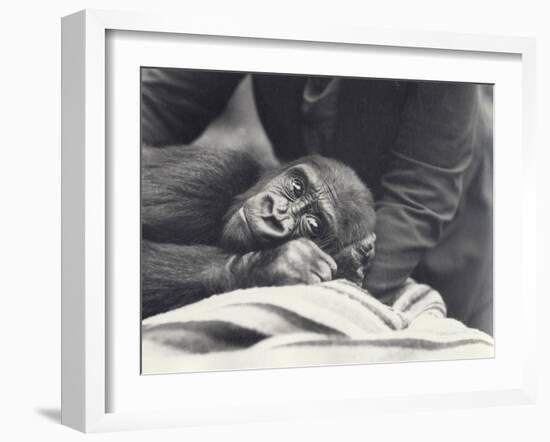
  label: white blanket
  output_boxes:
[142,279,494,374]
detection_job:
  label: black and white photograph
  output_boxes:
[140,69,495,374]
[3,0,548,438]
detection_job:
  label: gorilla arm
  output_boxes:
[142,238,337,318]
[142,241,234,318]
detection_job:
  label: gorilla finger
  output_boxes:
[311,261,333,282]
[323,254,338,276]
[359,235,376,255]
[305,272,323,285]
[304,240,337,275]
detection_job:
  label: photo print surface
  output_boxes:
[140,68,494,374]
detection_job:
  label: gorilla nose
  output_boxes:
[255,192,293,239]
[259,214,293,238]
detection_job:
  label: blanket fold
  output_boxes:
[142,279,494,374]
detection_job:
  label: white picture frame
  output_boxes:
[61,9,537,433]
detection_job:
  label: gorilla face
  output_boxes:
[220,156,376,256]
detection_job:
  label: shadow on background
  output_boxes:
[35,408,61,423]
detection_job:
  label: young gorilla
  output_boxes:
[142,145,376,318]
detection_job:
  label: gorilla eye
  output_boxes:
[303,214,322,238]
[290,178,305,198]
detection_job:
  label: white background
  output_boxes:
[109,30,522,413]
[0,0,548,440]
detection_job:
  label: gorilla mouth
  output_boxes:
[239,207,260,245]
[240,206,276,249]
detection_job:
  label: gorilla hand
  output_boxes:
[333,233,376,285]
[232,238,338,287]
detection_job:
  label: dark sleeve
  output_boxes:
[364,82,480,295]
[141,68,245,146]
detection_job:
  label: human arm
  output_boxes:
[141,68,244,146]
[364,82,480,295]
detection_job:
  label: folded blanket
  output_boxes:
[142,279,494,374]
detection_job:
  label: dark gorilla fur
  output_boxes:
[142,145,376,319]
